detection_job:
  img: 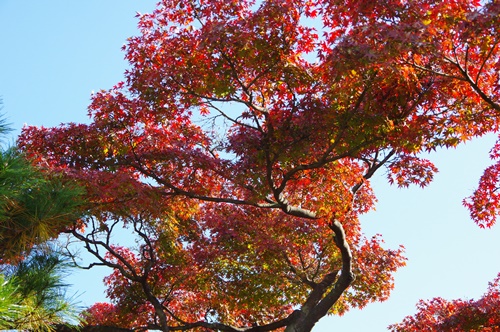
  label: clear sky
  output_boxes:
[1,1,499,331]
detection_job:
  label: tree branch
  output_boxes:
[301,220,354,330]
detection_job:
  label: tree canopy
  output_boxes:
[389,273,500,331]
[17,0,500,331]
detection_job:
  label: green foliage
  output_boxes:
[0,273,24,329]
[0,112,83,328]
[0,116,85,261]
[0,250,79,331]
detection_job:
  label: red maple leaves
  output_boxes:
[390,273,500,331]
[465,138,500,228]
[17,0,500,330]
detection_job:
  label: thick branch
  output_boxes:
[274,193,318,219]
[300,271,339,315]
[141,282,170,332]
[283,219,354,332]
[302,220,354,330]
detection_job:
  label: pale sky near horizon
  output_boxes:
[1,1,499,331]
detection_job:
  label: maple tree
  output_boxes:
[389,273,500,331]
[17,0,499,331]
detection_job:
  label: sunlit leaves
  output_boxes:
[0,146,84,263]
[387,155,438,188]
[16,0,500,330]
[389,273,500,331]
[464,136,500,228]
[341,236,406,314]
[81,302,136,328]
[0,251,78,331]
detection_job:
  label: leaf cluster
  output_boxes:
[15,0,500,331]
[0,147,85,262]
[0,250,78,331]
[390,273,500,331]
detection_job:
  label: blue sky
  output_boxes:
[1,1,499,331]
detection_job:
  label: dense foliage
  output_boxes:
[0,111,83,329]
[0,114,83,264]
[18,0,499,331]
[0,148,84,262]
[0,250,78,330]
[390,273,500,331]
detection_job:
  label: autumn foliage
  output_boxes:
[390,273,500,331]
[18,0,500,331]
